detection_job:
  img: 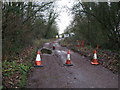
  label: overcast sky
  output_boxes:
[54,0,77,34]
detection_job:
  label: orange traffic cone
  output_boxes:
[34,50,43,67]
[81,41,84,47]
[91,50,99,65]
[76,40,80,47]
[64,50,73,66]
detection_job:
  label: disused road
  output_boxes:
[26,39,118,88]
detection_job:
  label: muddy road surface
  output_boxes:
[26,39,118,88]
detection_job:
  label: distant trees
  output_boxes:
[2,1,58,56]
[67,2,120,50]
[45,10,58,38]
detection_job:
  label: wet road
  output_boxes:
[26,39,118,88]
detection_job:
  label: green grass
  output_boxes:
[18,48,37,88]
[0,86,3,90]
[19,63,32,88]
[2,38,56,88]
[3,61,19,76]
[2,60,32,87]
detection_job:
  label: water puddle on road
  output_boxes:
[54,43,61,47]
[44,43,50,45]
[55,50,67,64]
[56,50,67,54]
[43,43,51,48]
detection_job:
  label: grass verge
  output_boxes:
[2,38,55,88]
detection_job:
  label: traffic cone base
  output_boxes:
[66,60,71,64]
[34,65,43,67]
[36,61,41,66]
[64,63,73,66]
[91,59,99,65]
[34,61,43,67]
[64,60,73,66]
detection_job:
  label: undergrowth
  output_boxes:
[2,38,55,88]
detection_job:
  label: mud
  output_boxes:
[26,39,118,88]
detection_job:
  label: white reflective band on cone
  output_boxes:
[67,54,70,60]
[36,54,41,61]
[94,53,97,59]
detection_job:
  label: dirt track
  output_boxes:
[26,39,118,88]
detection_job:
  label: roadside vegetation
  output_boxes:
[60,2,120,74]
[2,39,56,88]
[2,1,58,88]
[60,35,119,74]
[2,1,120,88]
[65,2,120,50]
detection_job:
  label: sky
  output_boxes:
[54,0,77,34]
[34,0,77,34]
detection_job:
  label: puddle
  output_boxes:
[56,50,67,54]
[45,43,50,45]
[40,48,52,54]
[55,50,67,64]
